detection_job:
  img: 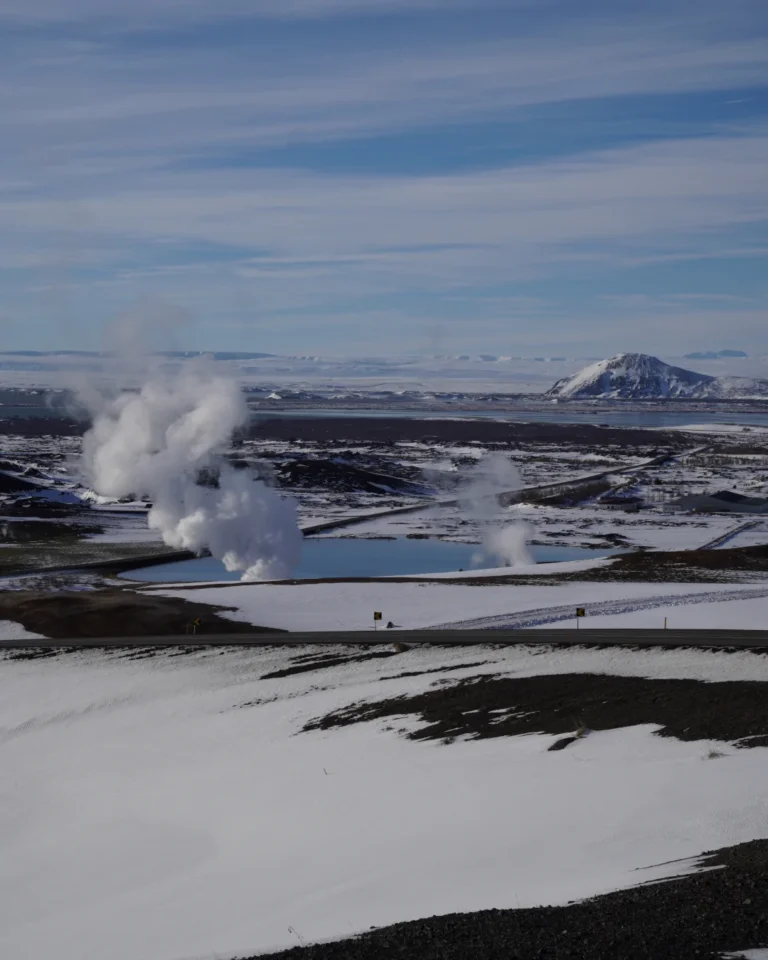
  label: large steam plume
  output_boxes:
[460,453,532,568]
[81,359,301,581]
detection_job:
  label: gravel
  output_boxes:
[303,671,768,749]
[241,839,768,960]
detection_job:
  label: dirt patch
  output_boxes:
[304,672,768,748]
[275,457,428,495]
[243,838,768,960]
[1,647,78,661]
[247,416,689,450]
[572,544,768,583]
[380,661,490,681]
[0,416,84,437]
[262,650,397,680]
[0,589,282,639]
[0,519,104,543]
[0,471,45,493]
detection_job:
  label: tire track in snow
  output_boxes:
[429,586,768,631]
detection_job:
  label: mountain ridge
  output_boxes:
[546,353,768,400]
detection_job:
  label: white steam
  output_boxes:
[81,360,301,581]
[483,523,532,568]
[460,452,532,568]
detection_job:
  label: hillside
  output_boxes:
[546,353,768,400]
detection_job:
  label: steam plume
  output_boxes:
[460,453,532,567]
[81,359,301,581]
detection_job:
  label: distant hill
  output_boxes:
[546,353,768,400]
[684,350,748,360]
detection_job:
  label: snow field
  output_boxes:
[0,620,45,640]
[149,578,768,633]
[3,643,768,960]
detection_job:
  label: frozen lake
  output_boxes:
[121,536,616,583]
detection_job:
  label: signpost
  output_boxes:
[373,611,382,631]
[576,607,585,630]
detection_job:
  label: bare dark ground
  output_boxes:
[303,671,768,749]
[0,413,689,450]
[570,544,768,583]
[261,650,398,679]
[243,839,768,960]
[247,415,687,450]
[0,589,282,638]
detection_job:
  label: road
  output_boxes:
[5,628,768,649]
[697,520,761,551]
[430,583,768,630]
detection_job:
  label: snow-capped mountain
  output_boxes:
[546,353,768,400]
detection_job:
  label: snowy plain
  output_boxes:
[148,577,768,632]
[3,643,768,960]
[0,620,44,640]
[546,595,768,631]
[3,350,768,395]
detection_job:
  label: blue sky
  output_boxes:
[1,0,767,356]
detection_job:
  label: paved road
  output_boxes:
[5,628,768,649]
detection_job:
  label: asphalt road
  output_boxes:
[5,628,768,648]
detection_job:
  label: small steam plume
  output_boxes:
[460,453,532,568]
[80,358,301,581]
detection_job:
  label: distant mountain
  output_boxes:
[546,353,768,400]
[684,350,748,360]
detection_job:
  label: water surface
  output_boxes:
[122,536,615,583]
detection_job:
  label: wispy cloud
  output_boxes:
[0,0,526,26]
[5,132,764,256]
[5,27,767,147]
[1,0,767,352]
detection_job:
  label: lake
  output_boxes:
[121,536,614,583]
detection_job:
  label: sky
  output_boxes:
[1,0,767,357]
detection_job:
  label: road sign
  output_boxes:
[373,612,382,621]
[576,608,585,618]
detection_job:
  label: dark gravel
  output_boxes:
[247,416,686,450]
[0,589,282,639]
[303,671,768,749]
[241,839,768,960]
[261,650,398,679]
[572,544,768,584]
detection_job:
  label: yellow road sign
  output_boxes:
[373,612,383,621]
[576,607,586,617]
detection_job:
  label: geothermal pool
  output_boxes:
[121,536,616,583]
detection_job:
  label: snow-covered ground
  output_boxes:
[3,350,768,395]
[547,596,768,632]
[2,643,768,960]
[4,409,768,557]
[0,620,44,640]
[717,521,768,551]
[147,578,768,632]
[335,500,744,551]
